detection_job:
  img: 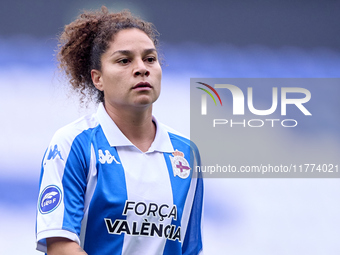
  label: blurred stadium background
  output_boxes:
[0,0,339,254]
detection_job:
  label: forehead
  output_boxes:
[108,28,155,52]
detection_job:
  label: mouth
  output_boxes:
[132,82,152,90]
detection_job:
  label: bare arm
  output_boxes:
[47,237,88,255]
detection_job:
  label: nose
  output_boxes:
[134,60,150,77]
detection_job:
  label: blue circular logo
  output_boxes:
[38,185,62,214]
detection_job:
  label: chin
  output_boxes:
[135,95,159,106]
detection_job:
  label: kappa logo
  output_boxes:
[47,144,63,160]
[98,149,121,164]
[169,150,191,179]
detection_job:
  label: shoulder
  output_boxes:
[45,113,100,162]
[51,113,100,144]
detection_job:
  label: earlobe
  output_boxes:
[91,69,104,91]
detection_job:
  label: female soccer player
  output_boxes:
[35,6,203,255]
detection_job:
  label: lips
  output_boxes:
[132,82,152,89]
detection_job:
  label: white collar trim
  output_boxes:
[95,103,174,153]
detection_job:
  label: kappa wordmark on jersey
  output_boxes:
[98,149,121,164]
[47,144,63,160]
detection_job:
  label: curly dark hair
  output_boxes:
[57,6,159,104]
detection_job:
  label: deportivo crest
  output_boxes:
[169,150,191,179]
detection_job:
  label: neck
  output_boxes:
[104,103,156,152]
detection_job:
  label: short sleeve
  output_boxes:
[36,127,91,253]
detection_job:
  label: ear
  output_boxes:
[91,69,104,91]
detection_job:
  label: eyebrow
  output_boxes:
[111,48,157,57]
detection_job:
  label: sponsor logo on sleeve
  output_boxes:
[169,150,191,179]
[38,185,62,214]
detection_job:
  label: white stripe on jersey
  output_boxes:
[118,147,174,254]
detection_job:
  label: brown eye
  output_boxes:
[119,58,130,64]
[146,57,156,63]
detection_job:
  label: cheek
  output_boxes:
[102,70,122,90]
[156,67,162,92]
[155,65,162,80]
[154,68,162,89]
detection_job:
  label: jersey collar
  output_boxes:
[95,103,174,153]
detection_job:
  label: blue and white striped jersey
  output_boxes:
[36,103,203,255]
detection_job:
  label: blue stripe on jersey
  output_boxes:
[189,139,201,171]
[163,133,202,255]
[36,149,48,252]
[183,137,203,255]
[62,128,95,235]
[83,126,128,255]
[182,177,203,255]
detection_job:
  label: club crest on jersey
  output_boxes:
[169,150,191,179]
[38,185,62,214]
[98,149,121,164]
